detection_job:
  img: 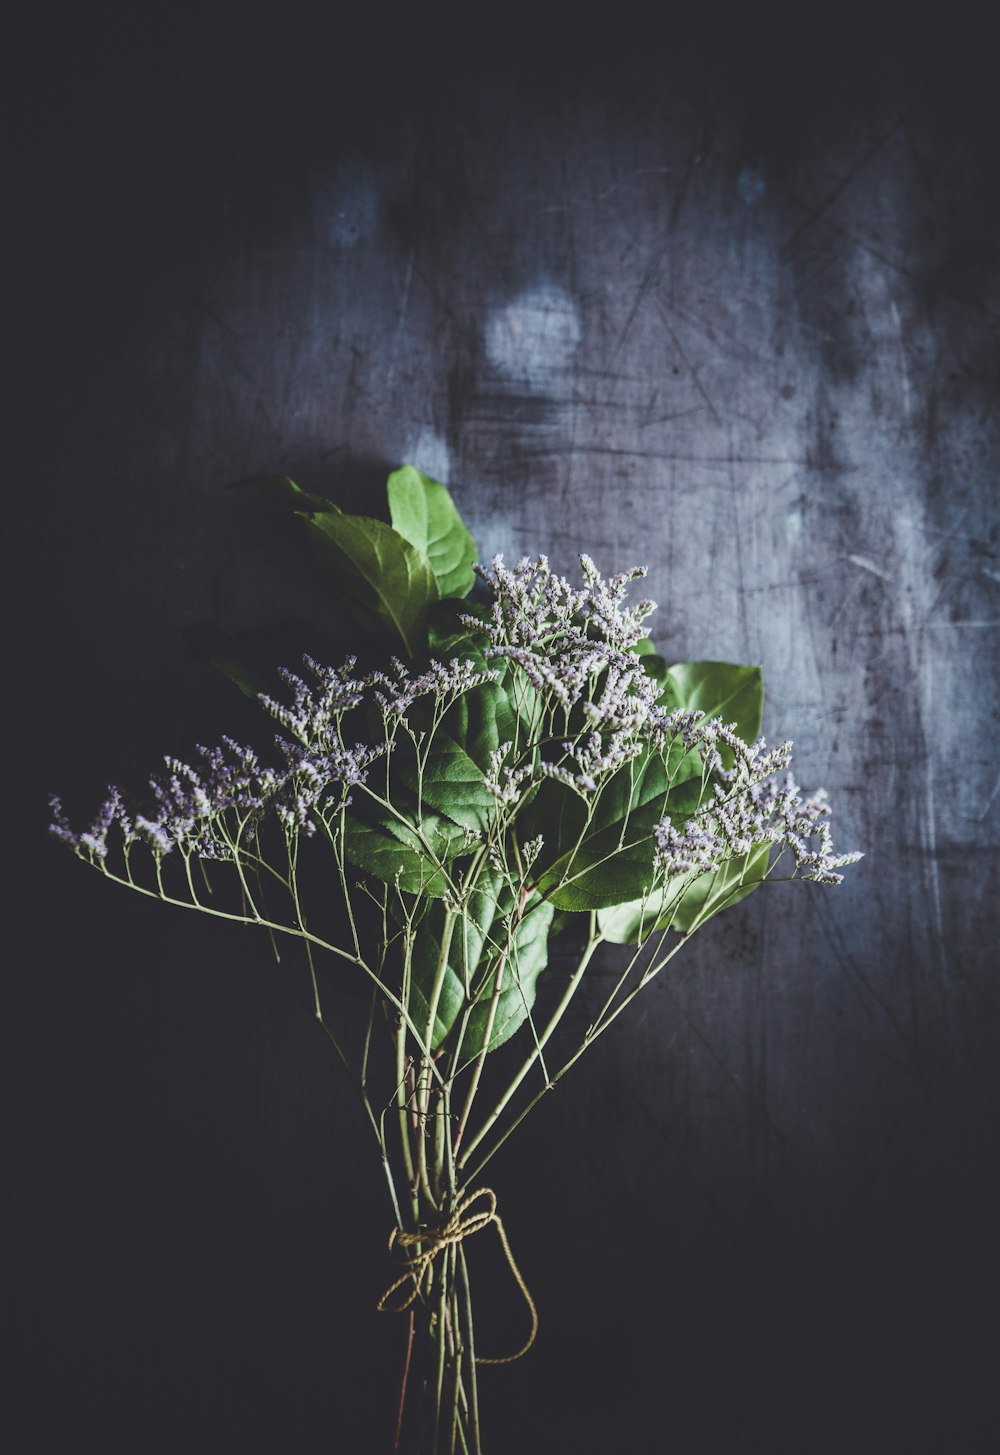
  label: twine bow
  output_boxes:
[377,1186,538,1364]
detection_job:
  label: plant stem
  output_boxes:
[458,914,602,1173]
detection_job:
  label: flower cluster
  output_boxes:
[467,554,667,790]
[259,655,365,746]
[269,737,385,835]
[538,729,644,795]
[469,552,655,668]
[367,656,499,720]
[50,659,383,860]
[51,554,861,894]
[483,743,534,807]
[50,785,133,860]
[652,755,861,887]
[752,772,862,884]
[49,738,278,860]
[654,816,722,874]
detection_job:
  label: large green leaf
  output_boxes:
[305,511,439,656]
[387,466,478,599]
[665,661,763,762]
[341,796,469,898]
[406,872,554,1057]
[525,705,707,912]
[398,680,519,834]
[597,841,771,944]
[379,617,521,835]
[530,747,673,911]
[668,840,772,932]
[231,473,337,514]
[518,661,764,914]
[183,618,335,700]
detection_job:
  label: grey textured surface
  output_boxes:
[10,16,999,1453]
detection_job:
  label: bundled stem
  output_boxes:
[51,550,860,1453]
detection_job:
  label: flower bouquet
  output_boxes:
[51,467,860,1453]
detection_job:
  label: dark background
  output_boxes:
[7,10,999,1452]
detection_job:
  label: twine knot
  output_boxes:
[377,1187,538,1364]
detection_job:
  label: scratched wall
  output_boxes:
[10,16,999,1453]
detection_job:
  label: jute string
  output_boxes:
[377,1186,538,1365]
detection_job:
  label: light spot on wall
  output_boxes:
[316,159,381,248]
[400,427,451,485]
[785,502,803,542]
[737,166,766,205]
[483,284,582,382]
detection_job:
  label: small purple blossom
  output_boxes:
[259,655,366,746]
[463,553,671,792]
[653,759,862,888]
[50,676,385,862]
[483,743,535,807]
[49,787,133,858]
[366,656,499,719]
[654,816,722,875]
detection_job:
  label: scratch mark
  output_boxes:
[977,772,1000,822]
[609,239,671,369]
[812,896,923,1078]
[671,298,837,356]
[184,291,241,341]
[847,554,892,580]
[920,663,948,987]
[596,167,676,202]
[829,575,864,626]
[659,303,722,426]
[782,116,907,255]
[386,247,416,388]
[784,209,1000,325]
[640,405,708,430]
[657,983,789,1149]
[668,129,705,233]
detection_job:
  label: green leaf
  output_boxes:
[381,622,519,835]
[668,841,772,932]
[183,618,334,699]
[460,895,553,1058]
[387,466,478,599]
[531,747,674,912]
[398,679,519,834]
[230,473,337,514]
[523,662,764,913]
[406,873,554,1057]
[305,512,439,657]
[646,659,765,800]
[631,636,671,687]
[341,797,469,898]
[598,842,771,944]
[665,661,764,759]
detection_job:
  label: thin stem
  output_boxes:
[93,859,447,1087]
[434,1274,448,1453]
[448,1247,463,1455]
[393,1310,415,1451]
[469,934,691,1181]
[452,937,511,1156]
[458,916,603,1173]
[457,1245,481,1455]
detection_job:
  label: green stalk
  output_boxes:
[452,940,509,1156]
[457,1246,481,1455]
[468,933,691,1182]
[457,914,603,1172]
[433,1271,448,1453]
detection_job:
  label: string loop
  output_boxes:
[377,1186,538,1364]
